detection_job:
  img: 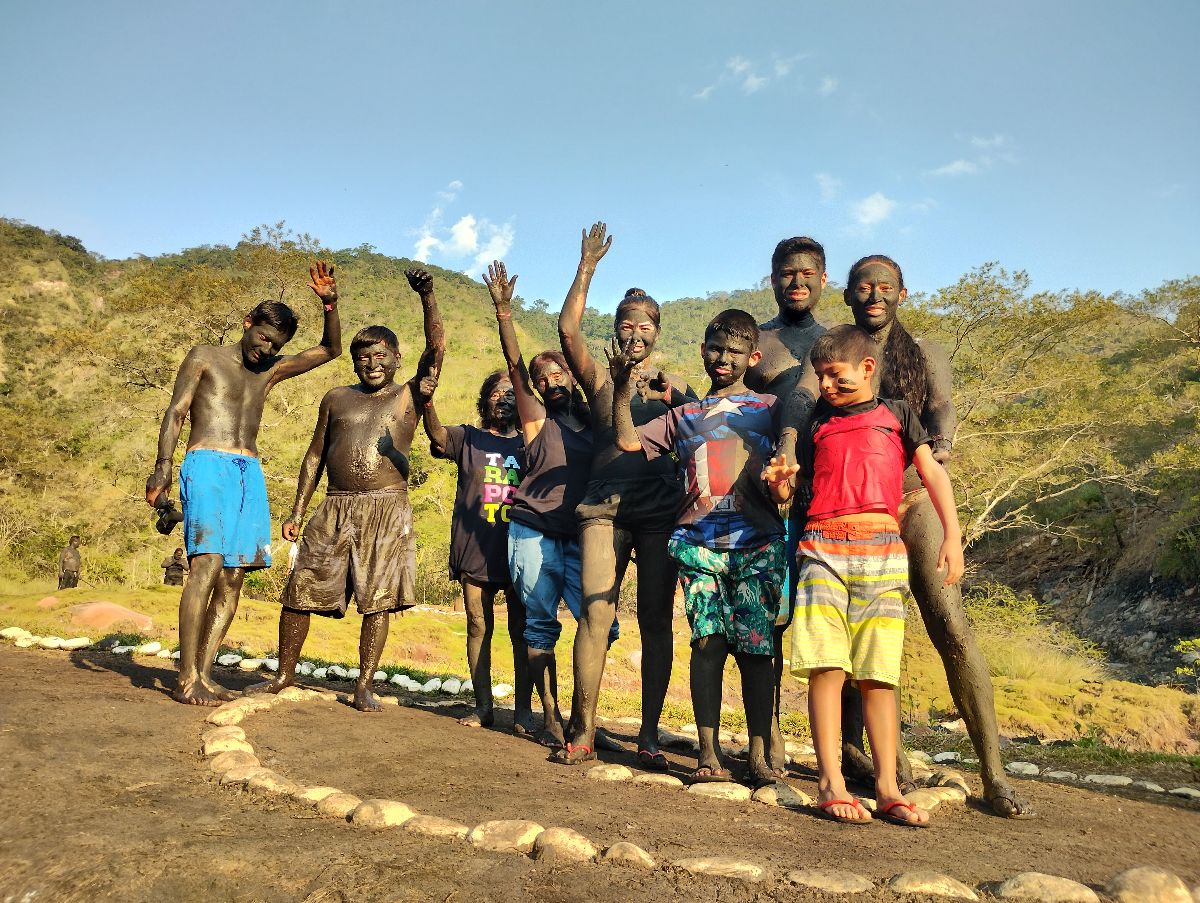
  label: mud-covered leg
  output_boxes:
[528,648,564,747]
[841,685,912,787]
[353,611,389,712]
[196,566,243,701]
[504,586,536,735]
[902,500,1033,818]
[173,553,225,706]
[247,608,310,695]
[691,635,730,777]
[634,530,675,758]
[736,651,777,787]
[460,579,495,727]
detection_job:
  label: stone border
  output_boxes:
[5,628,1199,899]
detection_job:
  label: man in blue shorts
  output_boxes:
[145,262,342,706]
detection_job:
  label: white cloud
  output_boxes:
[815,172,841,203]
[411,182,514,269]
[692,54,814,100]
[727,56,752,76]
[742,74,768,94]
[853,193,897,227]
[817,76,838,97]
[970,133,1008,150]
[929,159,979,177]
[693,84,715,101]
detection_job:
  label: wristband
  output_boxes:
[495,310,512,320]
[930,435,953,450]
[323,302,337,312]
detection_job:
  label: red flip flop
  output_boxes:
[813,799,874,826]
[879,800,930,828]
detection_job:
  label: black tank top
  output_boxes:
[508,414,594,538]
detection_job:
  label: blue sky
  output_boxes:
[4,1,1198,310]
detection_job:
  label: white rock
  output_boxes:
[111,645,133,654]
[203,736,254,756]
[1083,774,1133,787]
[297,661,314,675]
[603,842,656,869]
[586,764,633,782]
[346,667,360,679]
[237,658,263,671]
[171,650,181,659]
[533,827,598,863]
[938,718,968,733]
[246,770,299,795]
[136,641,162,655]
[632,773,685,789]
[14,637,37,648]
[441,678,462,694]
[907,750,933,764]
[422,678,443,693]
[155,649,173,658]
[491,682,512,698]
[1,626,32,640]
[1043,770,1079,781]
[403,815,470,839]
[373,670,388,682]
[1132,780,1166,792]
[38,636,65,649]
[217,652,241,666]
[263,658,279,672]
[351,799,418,828]
[687,782,752,802]
[787,868,875,894]
[201,725,247,743]
[1006,761,1040,776]
[674,856,766,883]
[460,679,473,694]
[1107,867,1192,903]
[292,786,342,804]
[313,667,328,679]
[752,782,813,809]
[932,751,962,764]
[219,765,268,786]
[329,665,347,679]
[1169,786,1200,800]
[466,819,544,854]
[208,750,259,773]
[316,792,362,819]
[889,871,979,900]
[994,872,1099,902]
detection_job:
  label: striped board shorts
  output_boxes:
[790,516,909,686]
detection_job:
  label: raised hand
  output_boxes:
[483,260,518,311]
[418,365,439,404]
[637,370,673,403]
[604,336,637,386]
[308,260,338,306]
[761,454,800,503]
[406,267,434,296]
[580,222,613,267]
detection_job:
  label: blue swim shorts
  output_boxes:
[179,449,272,569]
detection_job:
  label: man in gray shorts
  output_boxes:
[248,269,444,712]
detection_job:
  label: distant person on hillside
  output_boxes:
[747,236,829,774]
[421,367,531,733]
[790,323,963,827]
[554,222,698,769]
[145,261,342,707]
[612,309,797,788]
[162,548,188,586]
[836,254,1032,818]
[57,535,81,589]
[286,540,299,576]
[248,269,444,713]
[484,259,616,750]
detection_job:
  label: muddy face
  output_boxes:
[484,377,517,430]
[845,262,906,332]
[614,306,659,364]
[240,321,290,368]
[532,360,575,413]
[700,331,759,391]
[814,358,875,407]
[353,342,400,393]
[772,252,826,318]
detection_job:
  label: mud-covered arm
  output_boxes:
[604,338,643,453]
[913,443,964,585]
[919,338,957,465]
[421,389,451,455]
[486,261,546,444]
[270,261,343,386]
[405,268,446,406]
[146,347,206,505]
[558,222,613,399]
[776,360,818,468]
[284,392,333,538]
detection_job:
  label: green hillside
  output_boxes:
[1,218,1197,682]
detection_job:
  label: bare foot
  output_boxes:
[458,707,495,728]
[877,796,931,827]
[512,712,537,737]
[767,719,788,773]
[984,778,1035,819]
[172,679,224,707]
[245,675,292,696]
[594,727,625,752]
[533,717,565,748]
[353,685,383,713]
[745,756,778,789]
[199,674,239,701]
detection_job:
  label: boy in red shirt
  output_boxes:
[791,324,964,826]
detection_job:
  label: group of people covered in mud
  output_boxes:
[145,223,1032,829]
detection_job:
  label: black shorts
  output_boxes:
[575,476,682,534]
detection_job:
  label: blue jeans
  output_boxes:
[508,521,618,652]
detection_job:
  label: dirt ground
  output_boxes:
[2,646,1198,903]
